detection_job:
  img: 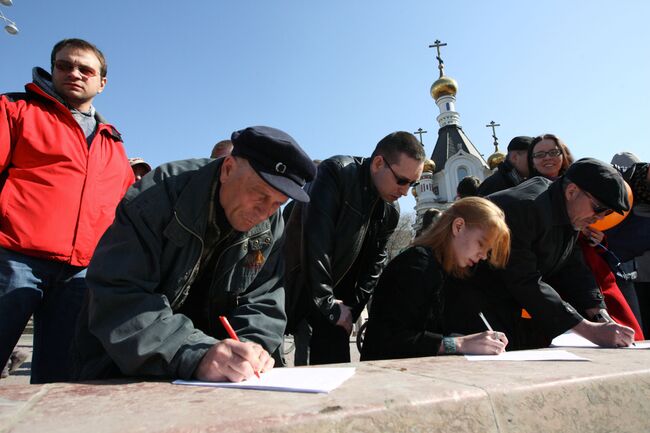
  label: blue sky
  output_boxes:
[2,1,649,213]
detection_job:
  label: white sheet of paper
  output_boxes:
[550,331,599,348]
[550,331,649,349]
[173,367,355,394]
[465,349,589,361]
[625,341,650,349]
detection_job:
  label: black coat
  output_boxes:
[445,177,605,349]
[360,246,445,361]
[477,159,523,197]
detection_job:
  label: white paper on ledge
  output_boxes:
[550,331,599,348]
[465,349,590,362]
[173,367,356,394]
[550,331,650,349]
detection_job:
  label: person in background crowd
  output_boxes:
[0,38,133,383]
[73,126,315,383]
[211,139,234,159]
[456,176,481,199]
[283,131,425,365]
[478,136,533,196]
[527,134,573,180]
[415,208,442,238]
[129,157,152,182]
[361,197,510,361]
[602,151,650,336]
[445,159,635,349]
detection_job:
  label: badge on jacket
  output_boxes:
[244,249,265,270]
[244,236,271,270]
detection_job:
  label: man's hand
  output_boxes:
[194,339,274,382]
[574,319,635,347]
[335,300,353,335]
[581,226,604,246]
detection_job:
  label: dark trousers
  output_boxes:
[293,319,312,366]
[616,275,643,329]
[308,312,351,365]
[0,247,86,383]
[636,282,650,337]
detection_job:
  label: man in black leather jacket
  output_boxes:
[73,126,316,382]
[284,131,425,364]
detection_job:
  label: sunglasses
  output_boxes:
[54,60,98,78]
[383,156,419,187]
[584,191,613,216]
[532,148,563,159]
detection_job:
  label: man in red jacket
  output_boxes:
[0,39,133,383]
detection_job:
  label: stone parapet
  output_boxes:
[1,347,649,433]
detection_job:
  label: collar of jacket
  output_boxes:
[25,67,122,142]
[360,157,381,202]
[172,158,273,244]
[499,158,525,185]
[547,179,572,227]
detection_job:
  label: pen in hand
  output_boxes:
[478,312,500,341]
[218,315,261,379]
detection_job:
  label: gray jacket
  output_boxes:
[73,158,286,380]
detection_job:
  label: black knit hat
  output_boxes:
[231,126,316,202]
[565,158,630,214]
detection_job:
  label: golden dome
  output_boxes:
[423,159,436,173]
[430,76,458,100]
[487,151,506,170]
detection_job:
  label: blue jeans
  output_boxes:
[0,247,87,383]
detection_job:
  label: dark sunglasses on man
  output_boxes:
[54,60,98,78]
[584,190,613,216]
[382,156,419,187]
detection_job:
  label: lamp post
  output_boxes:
[1,0,19,35]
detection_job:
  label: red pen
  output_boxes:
[218,315,261,379]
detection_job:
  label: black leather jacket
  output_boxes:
[73,158,286,380]
[283,156,399,331]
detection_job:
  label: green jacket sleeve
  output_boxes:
[86,200,217,380]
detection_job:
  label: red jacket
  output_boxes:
[579,239,644,340]
[0,80,134,267]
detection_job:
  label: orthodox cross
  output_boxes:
[428,39,447,78]
[485,120,501,150]
[413,128,428,145]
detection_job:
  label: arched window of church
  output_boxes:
[457,166,468,181]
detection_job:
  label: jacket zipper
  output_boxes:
[333,198,380,289]
[170,211,205,310]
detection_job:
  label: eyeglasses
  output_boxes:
[54,60,98,78]
[583,191,613,216]
[382,156,419,187]
[532,148,563,159]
